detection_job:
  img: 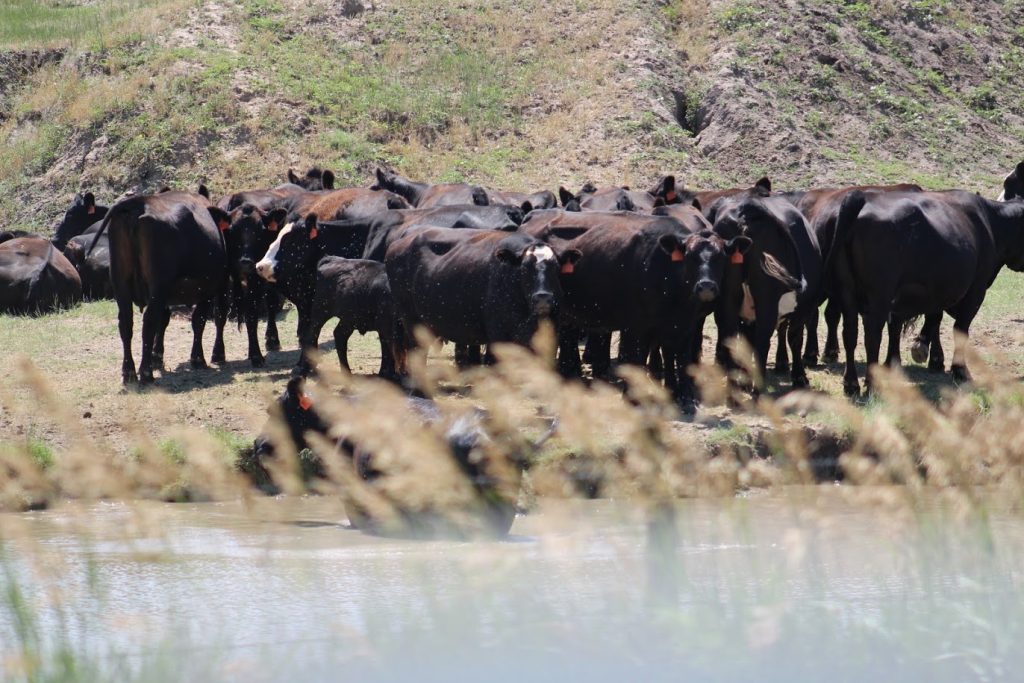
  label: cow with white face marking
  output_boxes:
[385,228,580,365]
[999,161,1024,202]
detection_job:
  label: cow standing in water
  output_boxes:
[88,190,232,384]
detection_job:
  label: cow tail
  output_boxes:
[761,252,803,291]
[820,190,866,292]
[85,211,114,257]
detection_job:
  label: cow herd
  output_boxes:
[4,161,1024,412]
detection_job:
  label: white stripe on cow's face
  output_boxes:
[255,222,294,282]
[527,244,556,291]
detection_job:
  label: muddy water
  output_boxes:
[2,489,1023,681]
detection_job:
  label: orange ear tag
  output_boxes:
[267,221,278,232]
[298,393,313,411]
[309,227,318,240]
[87,206,96,215]
[665,190,677,203]
[730,251,744,265]
[671,248,684,262]
[218,219,230,232]
[561,262,575,274]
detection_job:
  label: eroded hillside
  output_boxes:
[1,0,1022,232]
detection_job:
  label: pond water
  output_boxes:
[1,488,1022,681]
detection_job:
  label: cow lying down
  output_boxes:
[253,378,554,538]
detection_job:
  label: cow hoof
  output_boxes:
[191,357,209,369]
[139,373,155,385]
[774,363,790,375]
[843,382,860,397]
[265,339,282,352]
[802,355,819,368]
[123,373,138,385]
[822,350,839,364]
[211,351,226,364]
[250,355,265,369]
[927,361,945,373]
[910,341,929,364]
[951,365,972,383]
[791,375,810,389]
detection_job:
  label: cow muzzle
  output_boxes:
[255,259,276,283]
[531,292,555,317]
[695,280,719,303]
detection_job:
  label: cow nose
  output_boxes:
[532,292,555,315]
[695,280,719,302]
[256,260,275,282]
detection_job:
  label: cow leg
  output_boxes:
[587,332,614,379]
[589,332,614,379]
[822,298,841,363]
[862,312,886,395]
[139,296,170,383]
[244,292,264,368]
[116,297,137,384]
[787,314,809,388]
[378,335,397,380]
[949,308,979,383]
[884,315,905,368]
[189,299,212,370]
[210,293,228,364]
[925,313,945,372]
[648,341,664,380]
[264,289,283,352]
[774,320,790,374]
[557,328,583,378]
[296,307,325,377]
[333,322,354,373]
[839,304,860,397]
[803,305,820,367]
[151,306,171,372]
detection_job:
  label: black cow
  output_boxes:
[63,222,111,300]
[386,229,578,363]
[524,210,747,407]
[360,204,522,262]
[375,168,490,208]
[222,203,289,367]
[300,257,403,379]
[833,190,1024,395]
[788,184,924,370]
[707,189,822,388]
[87,191,231,384]
[52,192,108,251]
[252,378,526,538]
[0,237,82,314]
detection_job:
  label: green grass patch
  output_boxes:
[0,0,194,49]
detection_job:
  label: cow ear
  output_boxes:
[727,235,752,255]
[208,207,232,233]
[321,170,335,190]
[520,200,533,215]
[198,184,210,199]
[565,199,582,212]
[285,376,304,401]
[653,197,666,208]
[658,234,684,257]
[84,192,96,214]
[304,213,319,239]
[615,195,636,212]
[495,246,524,265]
[158,186,172,194]
[288,169,299,185]
[691,197,702,212]
[558,187,575,207]
[754,177,772,195]
[558,248,583,273]
[376,168,391,187]
[386,195,407,210]
[471,187,489,206]
[580,182,598,195]
[264,208,287,232]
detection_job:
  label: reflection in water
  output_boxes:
[1,488,1023,681]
